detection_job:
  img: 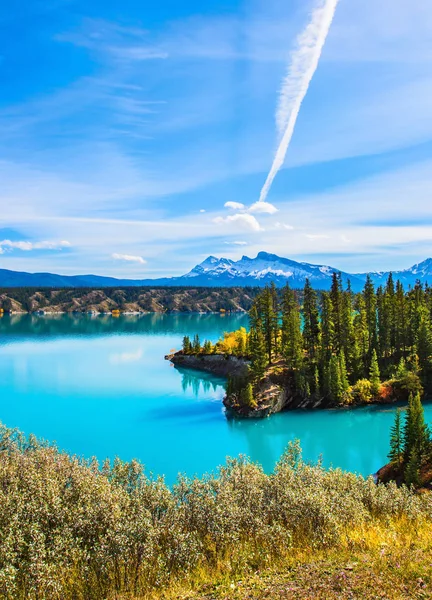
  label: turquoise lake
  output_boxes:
[0,312,428,484]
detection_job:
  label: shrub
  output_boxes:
[350,379,373,404]
[0,426,430,599]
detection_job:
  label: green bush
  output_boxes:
[350,378,373,404]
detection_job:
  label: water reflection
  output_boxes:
[178,367,224,397]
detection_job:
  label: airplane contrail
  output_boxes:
[259,0,339,203]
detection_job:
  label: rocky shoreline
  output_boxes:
[166,352,331,418]
[166,352,404,419]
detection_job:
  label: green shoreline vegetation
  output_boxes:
[0,423,432,599]
[184,274,432,413]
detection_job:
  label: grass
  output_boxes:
[156,521,432,599]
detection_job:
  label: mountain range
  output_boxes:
[1,252,432,291]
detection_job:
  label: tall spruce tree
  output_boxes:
[388,408,403,466]
[302,279,320,360]
[403,392,428,460]
[330,272,343,353]
[369,349,381,396]
[363,275,377,356]
[281,284,303,371]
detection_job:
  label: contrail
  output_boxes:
[259,0,339,203]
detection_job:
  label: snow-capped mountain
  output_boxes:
[356,258,432,288]
[180,252,365,290]
[1,253,432,290]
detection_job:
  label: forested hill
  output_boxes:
[0,286,262,314]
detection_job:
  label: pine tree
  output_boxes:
[363,275,377,355]
[394,280,407,359]
[404,448,421,487]
[388,408,403,466]
[330,272,343,353]
[258,286,278,365]
[416,316,432,383]
[281,284,303,370]
[182,335,192,354]
[403,392,428,460]
[203,340,213,354]
[303,279,320,360]
[240,383,256,409]
[192,334,201,354]
[320,292,334,363]
[329,355,343,404]
[339,352,350,394]
[249,326,267,382]
[369,349,381,396]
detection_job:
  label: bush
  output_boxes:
[0,426,430,599]
[350,379,373,404]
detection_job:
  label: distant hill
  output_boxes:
[1,252,432,291]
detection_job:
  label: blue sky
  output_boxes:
[1,0,432,277]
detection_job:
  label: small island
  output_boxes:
[168,274,432,418]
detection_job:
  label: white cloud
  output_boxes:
[112,253,147,264]
[213,213,261,232]
[199,209,206,213]
[224,201,246,210]
[249,201,278,214]
[224,240,248,246]
[0,239,71,251]
[275,222,294,230]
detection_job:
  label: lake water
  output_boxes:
[0,313,427,484]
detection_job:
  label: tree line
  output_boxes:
[187,273,432,408]
[247,274,432,405]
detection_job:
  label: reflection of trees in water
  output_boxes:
[0,313,248,343]
[178,368,224,398]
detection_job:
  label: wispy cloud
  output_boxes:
[57,19,168,63]
[0,239,70,252]
[259,0,339,202]
[224,240,248,246]
[112,253,146,264]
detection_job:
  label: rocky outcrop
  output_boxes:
[166,353,250,378]
[166,353,333,418]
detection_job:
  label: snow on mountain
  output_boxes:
[178,252,364,290]
[2,253,432,290]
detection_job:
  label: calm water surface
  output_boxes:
[0,313,426,484]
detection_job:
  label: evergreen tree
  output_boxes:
[416,316,432,383]
[249,326,267,382]
[403,392,428,460]
[258,286,278,365]
[394,280,407,359]
[388,408,403,466]
[369,349,381,396]
[281,284,303,370]
[320,292,334,363]
[363,275,377,355]
[329,355,343,404]
[302,279,320,360]
[330,272,343,353]
[203,340,213,354]
[192,334,201,354]
[240,383,256,409]
[404,448,421,487]
[182,335,192,354]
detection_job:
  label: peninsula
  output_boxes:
[168,274,432,418]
